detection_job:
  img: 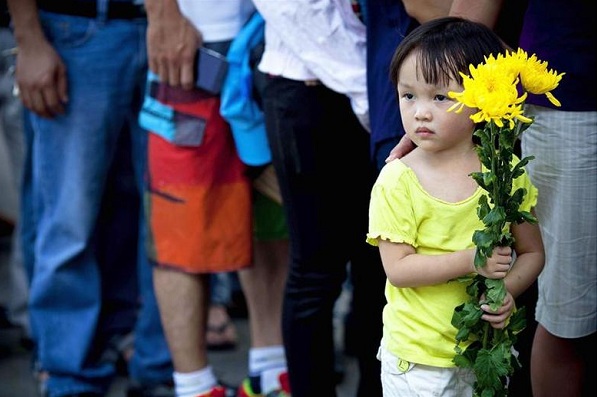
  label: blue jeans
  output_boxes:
[210,272,232,307]
[26,10,171,396]
[261,76,386,397]
[0,27,29,333]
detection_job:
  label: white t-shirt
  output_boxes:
[252,0,369,130]
[177,0,256,42]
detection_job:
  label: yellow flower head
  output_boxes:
[517,49,565,107]
[448,49,563,127]
[448,54,528,128]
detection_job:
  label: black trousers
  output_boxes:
[261,75,386,397]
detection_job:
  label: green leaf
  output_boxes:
[480,388,497,397]
[462,302,484,328]
[465,278,482,298]
[476,147,493,170]
[453,353,473,368]
[508,188,525,206]
[474,249,488,269]
[471,172,488,191]
[482,206,506,227]
[511,162,526,179]
[507,308,527,334]
[484,279,507,311]
[483,172,497,188]
[518,210,537,224]
[477,196,491,220]
[498,128,515,151]
[516,155,534,169]
[453,340,481,368]
[472,229,493,249]
[474,347,510,389]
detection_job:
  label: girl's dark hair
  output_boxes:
[389,17,506,90]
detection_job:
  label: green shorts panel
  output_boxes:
[253,190,288,241]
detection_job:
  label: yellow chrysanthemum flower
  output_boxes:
[485,52,520,84]
[448,48,562,126]
[518,49,565,107]
[449,59,527,127]
[507,48,530,72]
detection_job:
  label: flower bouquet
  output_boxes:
[447,49,564,397]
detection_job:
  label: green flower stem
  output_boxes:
[483,319,490,348]
[453,118,532,396]
[485,121,506,353]
[491,122,500,210]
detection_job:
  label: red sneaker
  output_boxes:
[197,385,227,397]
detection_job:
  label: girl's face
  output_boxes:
[397,52,476,154]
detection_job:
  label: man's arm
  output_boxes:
[7,0,67,117]
[449,0,504,28]
[144,0,201,90]
[401,0,451,24]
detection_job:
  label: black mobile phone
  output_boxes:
[195,47,228,95]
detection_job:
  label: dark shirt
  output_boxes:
[365,0,418,161]
[519,0,596,111]
[1,0,9,28]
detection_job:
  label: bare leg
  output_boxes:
[206,303,237,349]
[531,324,596,397]
[153,267,209,372]
[238,239,288,347]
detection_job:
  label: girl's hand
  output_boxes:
[480,291,515,329]
[476,246,512,279]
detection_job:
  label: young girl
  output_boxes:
[366,17,545,396]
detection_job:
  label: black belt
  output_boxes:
[37,0,146,20]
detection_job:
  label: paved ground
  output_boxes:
[0,230,359,397]
[0,314,358,397]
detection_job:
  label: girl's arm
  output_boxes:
[378,241,512,288]
[504,212,545,299]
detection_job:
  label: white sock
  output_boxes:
[248,346,287,394]
[173,366,218,397]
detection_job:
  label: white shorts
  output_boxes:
[377,345,475,397]
[522,106,597,338]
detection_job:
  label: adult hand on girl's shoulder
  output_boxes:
[385,135,416,163]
